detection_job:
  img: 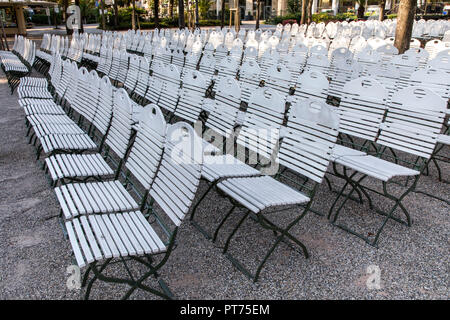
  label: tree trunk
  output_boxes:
[179,0,185,28]
[255,0,261,29]
[154,0,160,28]
[394,0,416,54]
[307,0,312,24]
[221,0,226,28]
[357,3,365,19]
[131,0,136,30]
[169,0,174,18]
[100,1,106,29]
[114,0,119,28]
[379,0,386,21]
[301,0,308,25]
[63,0,69,34]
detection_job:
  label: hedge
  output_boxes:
[265,12,357,25]
[108,19,222,30]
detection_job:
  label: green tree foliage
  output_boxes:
[198,0,212,19]
[287,0,301,14]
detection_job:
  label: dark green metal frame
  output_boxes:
[326,148,429,247]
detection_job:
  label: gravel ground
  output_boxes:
[0,66,449,300]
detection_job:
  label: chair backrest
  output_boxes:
[280,99,339,183]
[243,46,258,61]
[149,122,203,227]
[92,76,114,136]
[364,61,401,100]
[158,63,181,113]
[356,48,381,67]
[405,47,429,67]
[282,47,308,84]
[236,87,285,160]
[123,54,140,91]
[134,56,151,98]
[56,58,74,98]
[377,86,447,159]
[428,53,450,74]
[392,53,420,80]
[116,49,129,84]
[172,47,185,69]
[294,70,329,102]
[330,47,353,64]
[328,59,363,98]
[174,70,207,123]
[264,63,292,97]
[103,88,134,159]
[125,104,167,189]
[366,37,386,50]
[339,77,388,141]
[71,67,91,117]
[214,43,229,64]
[216,55,239,81]
[259,47,280,79]
[238,59,262,103]
[82,70,101,123]
[309,44,328,56]
[305,53,330,75]
[63,61,81,106]
[376,44,399,61]
[205,76,241,138]
[107,48,121,80]
[425,39,450,59]
[230,43,243,62]
[409,67,450,100]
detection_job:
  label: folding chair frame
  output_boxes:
[327,149,429,248]
[213,181,319,283]
[81,226,178,300]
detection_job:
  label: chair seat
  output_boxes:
[32,121,85,138]
[24,104,65,116]
[331,144,367,159]
[55,180,139,219]
[65,212,167,268]
[36,51,51,62]
[84,53,100,63]
[27,114,74,126]
[3,60,28,72]
[18,86,52,99]
[437,134,450,146]
[45,153,114,182]
[19,76,48,88]
[35,122,86,138]
[202,154,260,182]
[40,132,97,154]
[217,175,310,213]
[19,97,57,107]
[333,153,420,181]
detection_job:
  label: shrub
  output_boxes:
[265,12,357,25]
[108,17,221,30]
[265,12,302,25]
[312,13,332,23]
[335,12,358,21]
[283,19,297,25]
